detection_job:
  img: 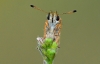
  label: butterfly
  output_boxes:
[30,5,77,46]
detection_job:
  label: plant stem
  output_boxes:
[44,59,54,64]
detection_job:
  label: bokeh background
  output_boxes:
[0,0,100,64]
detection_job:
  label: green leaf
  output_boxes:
[51,42,58,49]
[44,38,53,48]
[47,49,55,60]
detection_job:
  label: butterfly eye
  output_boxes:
[47,13,50,20]
[52,18,53,23]
[56,15,59,21]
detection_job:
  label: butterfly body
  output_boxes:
[44,12,62,44]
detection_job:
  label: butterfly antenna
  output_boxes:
[30,5,48,13]
[60,10,77,15]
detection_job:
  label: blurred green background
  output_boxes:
[0,0,100,64]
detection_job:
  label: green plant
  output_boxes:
[37,38,58,64]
